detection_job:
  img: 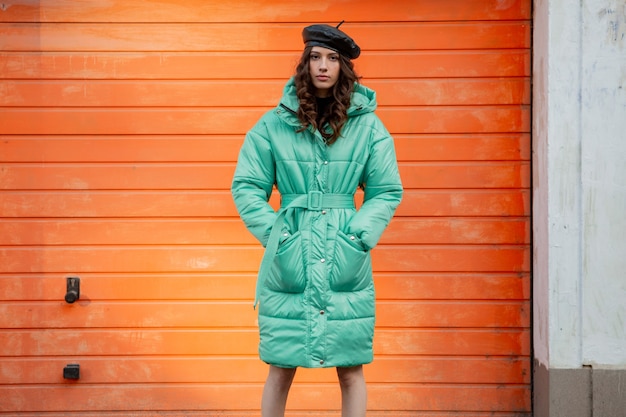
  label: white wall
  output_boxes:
[580,0,626,367]
[532,0,551,367]
[533,0,626,369]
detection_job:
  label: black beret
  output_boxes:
[302,23,360,60]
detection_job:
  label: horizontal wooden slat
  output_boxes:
[400,190,530,217]
[0,191,239,217]
[0,22,530,52]
[0,51,531,79]
[0,413,532,417]
[375,273,531,301]
[0,329,531,356]
[384,218,530,244]
[396,134,531,162]
[0,217,530,245]
[0,163,235,190]
[0,78,531,106]
[0,136,244,162]
[0,245,530,273]
[0,384,529,413]
[368,78,531,106]
[0,356,530,384]
[0,134,531,162]
[0,190,531,217]
[400,162,530,188]
[0,106,530,135]
[0,162,530,190]
[0,80,286,107]
[0,273,531,301]
[0,0,531,23]
[375,301,529,328]
[0,301,530,329]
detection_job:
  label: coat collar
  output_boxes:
[276,77,377,128]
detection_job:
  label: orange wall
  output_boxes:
[0,1,531,415]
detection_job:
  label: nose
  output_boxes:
[319,58,328,71]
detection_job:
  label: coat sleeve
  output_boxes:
[231,121,277,247]
[347,120,403,250]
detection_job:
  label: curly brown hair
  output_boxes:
[294,46,359,145]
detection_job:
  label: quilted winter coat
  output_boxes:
[231,77,403,368]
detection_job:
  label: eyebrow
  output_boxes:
[310,51,339,57]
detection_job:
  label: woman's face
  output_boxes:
[309,46,341,98]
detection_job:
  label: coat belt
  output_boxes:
[254,191,355,308]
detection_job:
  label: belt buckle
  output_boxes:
[307,191,323,211]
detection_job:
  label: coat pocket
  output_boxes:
[266,231,306,293]
[330,230,372,292]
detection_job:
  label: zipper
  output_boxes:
[279,103,297,116]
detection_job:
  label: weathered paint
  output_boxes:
[580,0,626,367]
[533,0,626,370]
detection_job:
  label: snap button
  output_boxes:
[320,258,325,263]
[350,235,356,240]
[320,360,325,365]
[320,310,325,315]
[283,232,289,237]
[322,210,327,215]
[323,161,328,165]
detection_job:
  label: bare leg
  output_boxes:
[261,365,297,417]
[336,365,367,417]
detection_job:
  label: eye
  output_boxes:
[330,55,339,61]
[310,54,320,60]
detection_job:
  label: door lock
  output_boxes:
[65,277,80,303]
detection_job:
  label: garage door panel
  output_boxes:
[368,358,531,385]
[0,51,530,79]
[376,330,530,356]
[398,190,530,217]
[0,162,529,190]
[0,136,244,162]
[0,329,258,356]
[0,246,264,273]
[375,301,530,328]
[0,191,239,218]
[1,22,530,52]
[0,106,530,135]
[0,274,255,301]
[0,245,529,273]
[1,0,532,414]
[0,357,530,385]
[0,329,529,357]
[395,134,531,162]
[0,301,529,329]
[0,0,531,23]
[400,162,530,188]
[377,273,530,301]
[0,384,529,413]
[0,273,530,302]
[0,218,530,245]
[383,218,530,245]
[0,190,530,217]
[0,78,530,107]
[0,134,530,163]
[369,79,531,106]
[373,246,530,273]
[0,413,532,417]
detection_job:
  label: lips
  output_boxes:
[316,75,330,81]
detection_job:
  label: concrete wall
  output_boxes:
[580,1,626,368]
[533,0,626,415]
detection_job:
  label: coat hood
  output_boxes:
[277,77,377,127]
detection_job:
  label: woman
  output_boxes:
[231,23,403,417]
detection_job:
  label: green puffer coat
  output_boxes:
[231,77,403,368]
